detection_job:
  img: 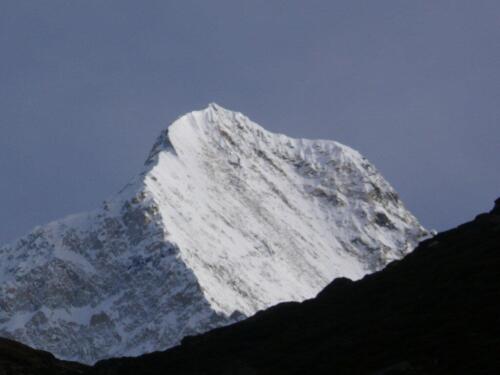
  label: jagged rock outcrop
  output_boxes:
[0,104,426,363]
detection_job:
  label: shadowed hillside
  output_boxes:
[0,338,87,375]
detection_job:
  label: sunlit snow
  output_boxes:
[0,104,427,363]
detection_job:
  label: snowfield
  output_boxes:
[0,104,427,363]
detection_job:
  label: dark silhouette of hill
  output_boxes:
[0,337,87,375]
[1,198,499,375]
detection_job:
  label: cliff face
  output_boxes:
[0,104,425,364]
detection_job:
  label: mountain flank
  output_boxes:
[0,104,425,363]
[1,198,498,374]
[91,198,500,374]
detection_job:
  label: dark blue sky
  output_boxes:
[1,1,499,242]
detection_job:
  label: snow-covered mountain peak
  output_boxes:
[138,104,426,315]
[145,103,354,175]
[0,105,427,364]
[145,103,254,164]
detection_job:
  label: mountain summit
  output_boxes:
[0,104,426,363]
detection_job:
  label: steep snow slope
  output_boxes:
[0,104,427,363]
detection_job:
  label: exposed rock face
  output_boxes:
[0,104,426,363]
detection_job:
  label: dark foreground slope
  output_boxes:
[1,199,499,375]
[93,199,500,375]
[0,338,88,375]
